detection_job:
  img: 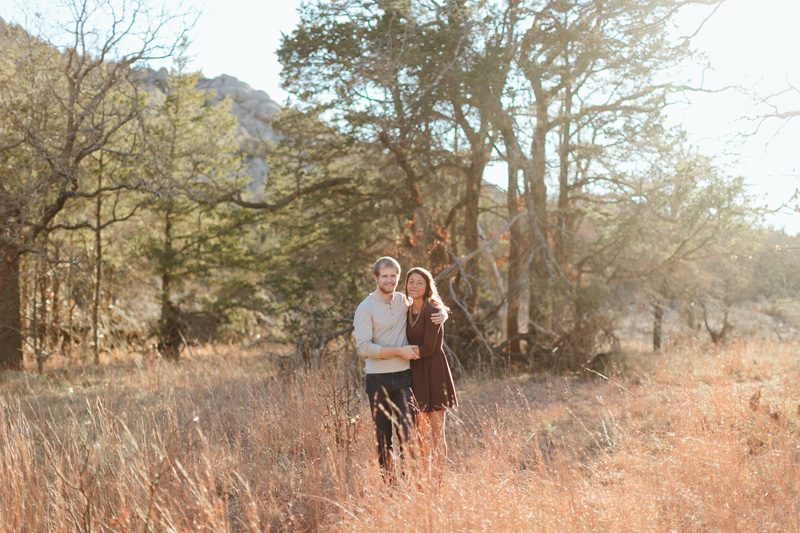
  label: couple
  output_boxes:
[353,256,458,483]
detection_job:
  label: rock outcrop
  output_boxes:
[197,73,281,197]
[197,74,280,141]
[139,68,281,197]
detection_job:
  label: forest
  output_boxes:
[1,0,797,374]
[1,0,800,530]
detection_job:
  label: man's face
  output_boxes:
[374,266,399,295]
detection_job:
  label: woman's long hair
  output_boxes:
[404,267,448,311]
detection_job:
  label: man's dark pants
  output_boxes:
[365,369,415,479]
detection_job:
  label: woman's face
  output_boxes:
[406,272,428,300]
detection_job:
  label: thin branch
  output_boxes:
[435,213,521,282]
[213,178,350,211]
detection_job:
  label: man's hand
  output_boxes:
[430,306,449,325]
[378,345,420,360]
[398,345,419,360]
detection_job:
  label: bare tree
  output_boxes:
[0,0,192,369]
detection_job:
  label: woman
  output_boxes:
[404,267,458,478]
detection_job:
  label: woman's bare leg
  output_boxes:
[415,411,431,462]
[429,410,447,481]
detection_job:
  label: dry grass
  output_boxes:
[2,338,800,531]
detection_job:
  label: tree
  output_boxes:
[0,2,190,369]
[246,105,391,363]
[277,0,741,370]
[136,59,248,359]
[279,0,525,363]
[491,0,726,366]
[589,140,753,351]
[279,0,499,268]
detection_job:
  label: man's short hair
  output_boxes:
[373,256,401,277]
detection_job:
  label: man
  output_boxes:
[354,256,446,483]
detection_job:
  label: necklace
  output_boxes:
[408,304,424,328]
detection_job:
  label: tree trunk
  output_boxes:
[653,301,663,352]
[66,244,74,358]
[495,102,525,358]
[37,253,49,350]
[506,163,522,356]
[0,252,23,369]
[50,242,61,348]
[92,167,103,364]
[526,111,550,340]
[462,159,485,314]
[554,89,571,269]
[703,303,731,345]
[159,209,180,360]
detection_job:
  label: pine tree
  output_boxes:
[137,56,247,359]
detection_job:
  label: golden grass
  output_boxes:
[1,339,800,531]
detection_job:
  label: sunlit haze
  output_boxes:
[673,0,800,235]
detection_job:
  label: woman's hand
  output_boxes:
[398,345,420,360]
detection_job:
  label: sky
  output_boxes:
[3,0,799,234]
[670,0,800,235]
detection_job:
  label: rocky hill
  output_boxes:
[141,67,280,197]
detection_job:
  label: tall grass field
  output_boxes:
[2,340,799,531]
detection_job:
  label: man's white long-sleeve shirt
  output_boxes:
[353,290,410,374]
